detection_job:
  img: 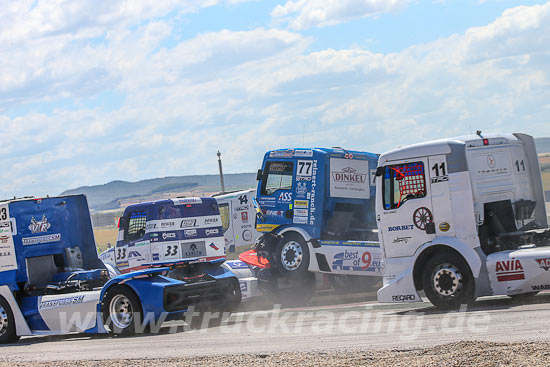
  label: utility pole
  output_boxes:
[217,151,225,194]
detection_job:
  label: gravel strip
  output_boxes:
[2,340,550,367]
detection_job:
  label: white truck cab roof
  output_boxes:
[379,133,521,165]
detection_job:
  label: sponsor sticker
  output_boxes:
[22,233,61,245]
[392,236,412,244]
[28,215,51,234]
[180,219,197,228]
[184,229,197,238]
[39,295,85,310]
[294,149,313,157]
[205,228,220,236]
[294,200,309,209]
[496,260,525,282]
[329,158,370,199]
[293,216,308,224]
[536,258,550,271]
[294,209,308,217]
[172,197,203,205]
[162,232,177,240]
[388,225,414,232]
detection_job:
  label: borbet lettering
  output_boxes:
[388,225,414,232]
[496,260,525,282]
[332,167,367,184]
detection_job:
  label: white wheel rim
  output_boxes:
[432,263,463,297]
[0,305,8,336]
[109,295,134,329]
[280,241,303,271]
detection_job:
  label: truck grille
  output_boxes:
[163,277,240,312]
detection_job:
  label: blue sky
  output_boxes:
[1,0,549,198]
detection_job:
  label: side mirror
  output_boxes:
[256,169,263,181]
[117,217,124,229]
[375,166,384,177]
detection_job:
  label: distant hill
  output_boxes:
[61,173,256,210]
[536,137,550,154]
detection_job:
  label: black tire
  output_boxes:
[274,233,310,277]
[0,297,19,344]
[422,252,475,309]
[102,285,143,335]
[272,271,316,307]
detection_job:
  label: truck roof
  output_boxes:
[379,133,521,164]
[266,148,378,160]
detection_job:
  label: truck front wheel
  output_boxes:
[102,285,143,335]
[0,297,19,344]
[422,253,475,309]
[275,233,310,277]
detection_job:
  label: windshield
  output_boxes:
[261,161,294,195]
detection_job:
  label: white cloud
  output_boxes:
[271,0,410,30]
[1,2,550,198]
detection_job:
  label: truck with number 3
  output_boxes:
[0,195,240,343]
[375,133,550,308]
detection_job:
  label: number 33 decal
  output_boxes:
[165,244,179,257]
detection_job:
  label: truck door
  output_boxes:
[116,208,151,272]
[256,160,295,232]
[218,201,235,253]
[378,159,435,258]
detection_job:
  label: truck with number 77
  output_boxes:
[239,148,383,302]
[375,132,550,308]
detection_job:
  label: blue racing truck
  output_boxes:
[0,195,240,343]
[240,148,384,301]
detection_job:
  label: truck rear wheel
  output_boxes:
[103,285,143,335]
[0,297,19,344]
[275,233,310,277]
[422,253,475,309]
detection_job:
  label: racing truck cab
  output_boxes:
[376,133,550,308]
[102,197,226,274]
[242,148,384,298]
[0,195,240,343]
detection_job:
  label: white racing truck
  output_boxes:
[376,132,550,308]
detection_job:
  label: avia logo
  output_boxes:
[536,258,550,271]
[332,167,366,184]
[28,215,51,233]
[496,260,525,282]
[209,243,219,251]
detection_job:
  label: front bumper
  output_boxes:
[377,257,422,303]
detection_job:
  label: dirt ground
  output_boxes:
[2,341,549,367]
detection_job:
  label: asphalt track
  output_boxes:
[2,291,550,363]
